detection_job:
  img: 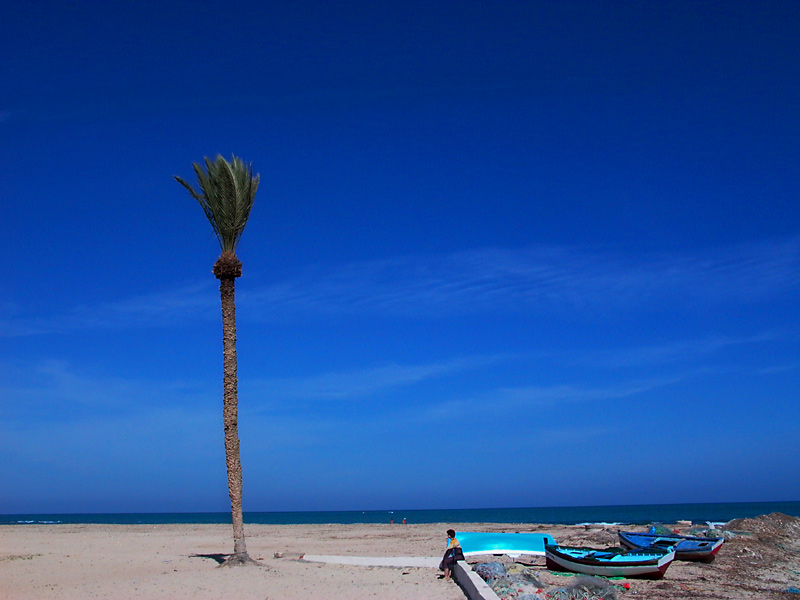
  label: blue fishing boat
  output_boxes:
[618,530,724,562]
[545,544,676,579]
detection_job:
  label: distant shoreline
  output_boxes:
[3,500,799,526]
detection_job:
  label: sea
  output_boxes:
[3,501,799,526]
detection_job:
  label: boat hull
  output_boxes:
[455,531,556,557]
[545,545,675,580]
[618,531,724,562]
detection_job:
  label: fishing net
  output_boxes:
[473,561,545,598]
[649,524,675,536]
[474,561,506,582]
[544,576,618,600]
[473,562,618,600]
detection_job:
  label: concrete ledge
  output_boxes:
[454,561,501,600]
[301,555,439,568]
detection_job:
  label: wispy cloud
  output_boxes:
[570,331,784,369]
[2,236,797,337]
[492,377,681,408]
[242,235,800,319]
[0,282,217,338]
[0,359,212,419]
[415,376,681,423]
[243,348,688,423]
[246,354,506,404]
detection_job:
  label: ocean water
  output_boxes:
[3,501,799,526]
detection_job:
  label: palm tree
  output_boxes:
[176,155,259,566]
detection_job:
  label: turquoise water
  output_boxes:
[3,501,799,526]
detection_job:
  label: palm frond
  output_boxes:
[175,155,259,254]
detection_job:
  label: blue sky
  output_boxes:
[1,0,799,514]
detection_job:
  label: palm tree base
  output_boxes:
[220,552,261,567]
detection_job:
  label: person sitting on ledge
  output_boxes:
[439,529,464,581]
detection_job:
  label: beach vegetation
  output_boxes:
[175,155,260,566]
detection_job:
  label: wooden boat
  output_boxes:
[618,530,724,562]
[545,544,675,579]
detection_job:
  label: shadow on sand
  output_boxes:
[189,553,229,565]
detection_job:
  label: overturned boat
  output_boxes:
[455,531,556,557]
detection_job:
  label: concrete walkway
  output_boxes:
[300,556,498,600]
[301,555,440,568]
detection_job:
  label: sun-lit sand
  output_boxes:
[2,515,798,599]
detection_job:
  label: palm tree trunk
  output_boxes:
[218,271,253,565]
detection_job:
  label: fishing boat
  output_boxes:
[618,530,724,562]
[544,544,675,579]
[454,531,556,557]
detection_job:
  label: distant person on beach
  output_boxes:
[439,529,464,581]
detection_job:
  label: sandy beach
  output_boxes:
[2,514,799,599]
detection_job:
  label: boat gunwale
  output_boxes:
[545,544,672,567]
[544,544,675,579]
[618,530,724,559]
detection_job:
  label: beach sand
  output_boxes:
[2,514,798,599]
